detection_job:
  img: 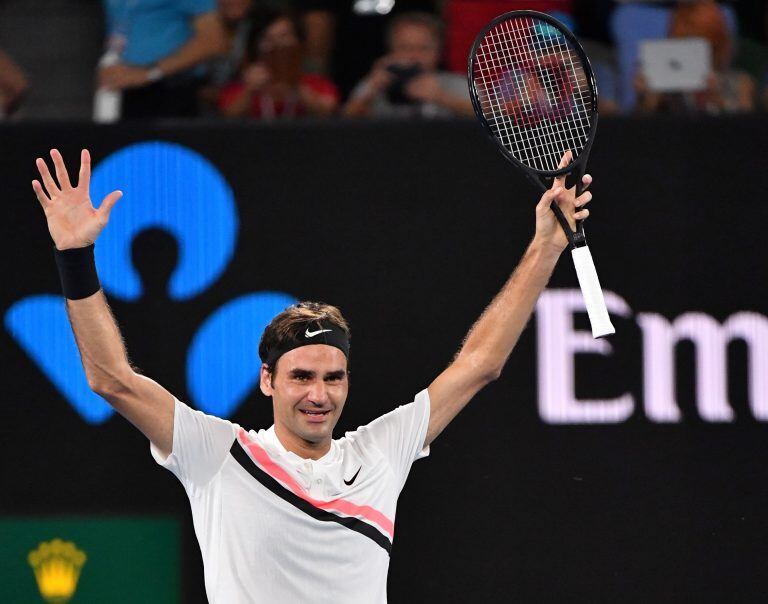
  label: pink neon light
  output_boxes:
[237,429,395,539]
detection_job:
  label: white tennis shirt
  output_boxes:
[150,390,431,603]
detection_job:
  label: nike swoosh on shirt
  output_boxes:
[344,466,362,486]
[305,328,332,338]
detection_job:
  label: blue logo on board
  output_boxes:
[4,141,296,423]
[91,142,238,301]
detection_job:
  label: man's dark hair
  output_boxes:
[259,301,351,376]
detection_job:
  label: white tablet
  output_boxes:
[640,37,712,93]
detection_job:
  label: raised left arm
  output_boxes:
[425,157,592,446]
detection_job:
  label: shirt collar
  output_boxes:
[263,425,341,466]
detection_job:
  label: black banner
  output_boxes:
[2,117,767,602]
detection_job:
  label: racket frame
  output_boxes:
[467,9,600,248]
[467,10,615,337]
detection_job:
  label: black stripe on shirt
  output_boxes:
[229,440,392,555]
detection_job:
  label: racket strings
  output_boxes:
[480,19,590,166]
[473,16,594,172]
[491,20,588,167]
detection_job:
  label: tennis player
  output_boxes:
[33,148,590,603]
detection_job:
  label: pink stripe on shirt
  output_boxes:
[237,429,395,539]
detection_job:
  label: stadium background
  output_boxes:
[2,116,768,601]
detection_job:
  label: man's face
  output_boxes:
[389,23,440,71]
[260,345,349,446]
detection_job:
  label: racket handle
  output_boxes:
[570,246,615,338]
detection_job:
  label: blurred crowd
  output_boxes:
[1,0,768,121]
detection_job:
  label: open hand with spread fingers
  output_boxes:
[32,149,123,251]
[534,150,593,253]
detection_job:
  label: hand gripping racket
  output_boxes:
[468,10,615,338]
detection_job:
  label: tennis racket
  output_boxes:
[467,10,614,338]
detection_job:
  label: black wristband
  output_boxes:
[54,244,101,300]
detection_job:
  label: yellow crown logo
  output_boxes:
[27,538,87,604]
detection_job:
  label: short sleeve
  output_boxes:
[351,390,431,488]
[150,398,237,492]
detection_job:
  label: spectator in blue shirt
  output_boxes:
[99,0,228,118]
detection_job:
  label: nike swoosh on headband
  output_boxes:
[305,328,333,338]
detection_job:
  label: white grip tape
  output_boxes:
[570,246,615,338]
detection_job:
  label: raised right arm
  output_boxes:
[33,149,175,456]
